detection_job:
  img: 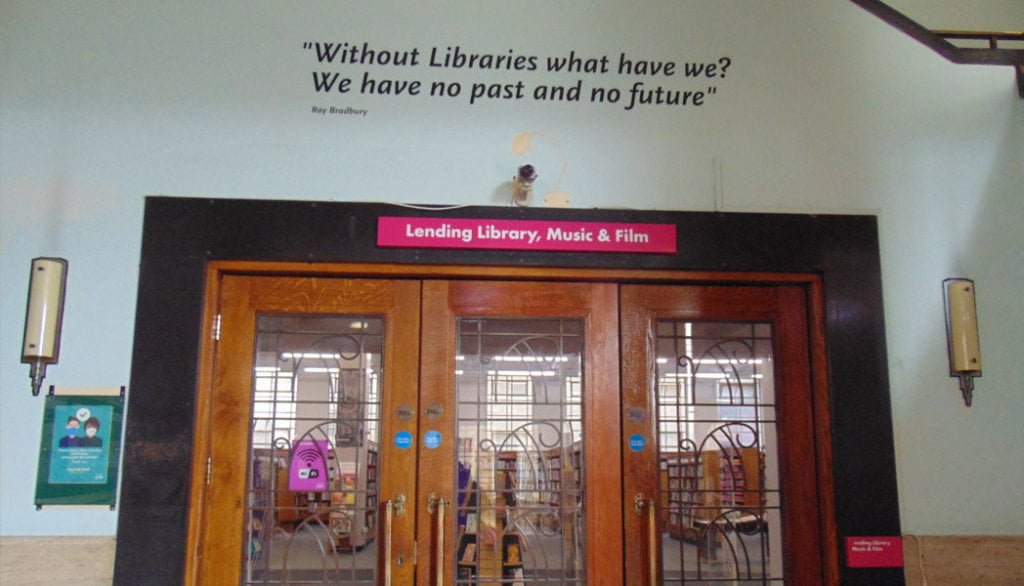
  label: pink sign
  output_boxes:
[288,439,330,492]
[377,217,676,254]
[846,536,904,568]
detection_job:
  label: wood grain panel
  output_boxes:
[416,281,456,586]
[422,280,623,585]
[209,260,817,286]
[903,535,1024,586]
[620,284,834,585]
[188,276,421,585]
[808,278,840,585]
[199,274,257,585]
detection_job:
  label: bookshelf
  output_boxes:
[273,465,312,526]
[719,447,760,511]
[661,447,763,542]
[502,533,526,585]
[539,441,583,536]
[545,448,562,507]
[454,449,529,584]
[457,532,478,580]
[496,451,518,514]
[365,446,378,533]
[456,530,525,584]
[328,441,378,550]
[454,443,580,583]
[569,443,582,493]
[662,451,705,541]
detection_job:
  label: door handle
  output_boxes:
[647,497,657,585]
[634,492,646,515]
[428,492,451,586]
[384,493,407,586]
[635,493,658,585]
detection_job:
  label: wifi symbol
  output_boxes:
[289,440,330,489]
[297,446,323,467]
[296,447,323,479]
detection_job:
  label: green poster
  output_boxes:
[35,392,124,508]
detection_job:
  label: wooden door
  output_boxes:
[190,275,421,585]
[189,276,623,585]
[620,285,833,585]
[188,274,831,585]
[416,280,622,586]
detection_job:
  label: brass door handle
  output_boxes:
[634,493,658,585]
[384,494,406,586]
[634,492,646,515]
[428,492,450,586]
[647,497,657,585]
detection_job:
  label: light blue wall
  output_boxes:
[2,1,1022,537]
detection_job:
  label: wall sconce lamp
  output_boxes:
[21,258,68,396]
[943,278,981,406]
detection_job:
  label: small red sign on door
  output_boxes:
[846,536,904,568]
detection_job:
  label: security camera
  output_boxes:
[512,164,537,206]
[517,164,537,184]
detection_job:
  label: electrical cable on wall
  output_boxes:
[386,202,471,211]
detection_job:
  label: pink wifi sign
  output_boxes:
[288,439,331,491]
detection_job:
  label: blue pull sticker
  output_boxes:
[424,430,442,449]
[628,434,647,452]
[395,431,413,449]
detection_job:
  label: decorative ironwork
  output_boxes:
[657,321,782,584]
[455,318,585,585]
[244,316,383,585]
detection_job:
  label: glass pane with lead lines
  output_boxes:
[244,315,383,585]
[656,321,785,584]
[455,317,586,585]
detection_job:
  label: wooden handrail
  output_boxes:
[932,30,1024,42]
[850,0,1024,97]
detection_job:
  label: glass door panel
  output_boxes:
[621,285,826,585]
[244,315,384,584]
[454,317,586,584]
[654,320,783,584]
[195,276,420,586]
[417,280,621,586]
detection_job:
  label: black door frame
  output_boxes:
[115,196,903,585]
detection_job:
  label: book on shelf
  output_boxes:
[460,543,477,564]
[505,545,520,569]
[505,542,521,565]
